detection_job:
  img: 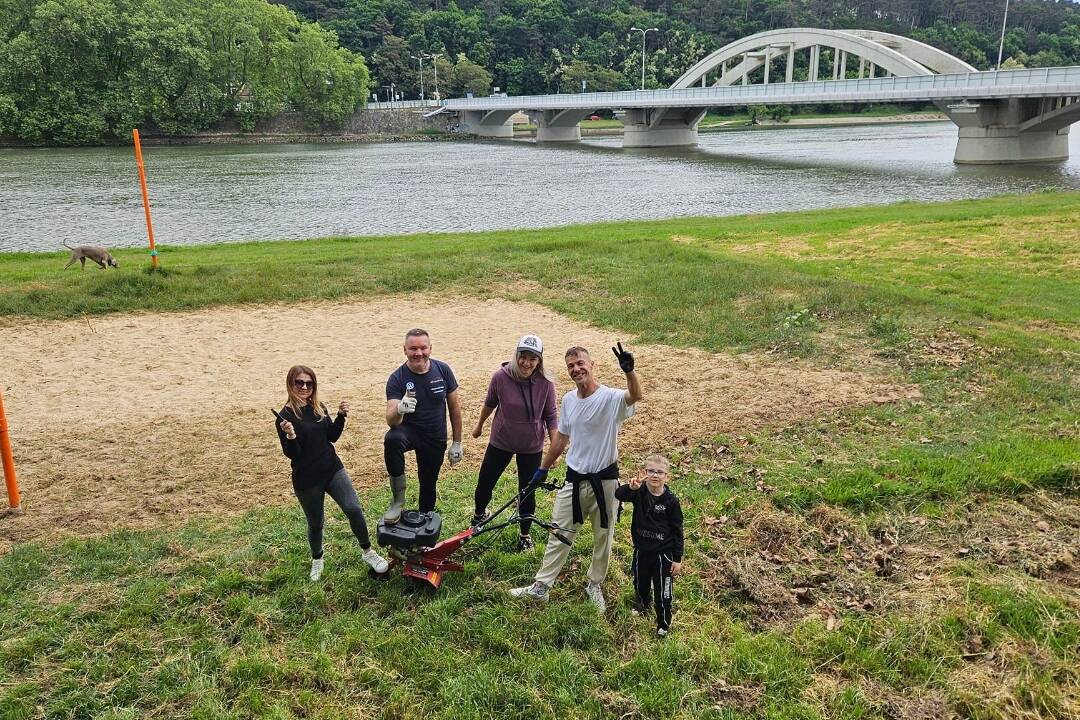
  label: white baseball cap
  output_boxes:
[517,334,543,354]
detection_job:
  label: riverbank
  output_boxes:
[3,110,947,147]
[1,194,1077,718]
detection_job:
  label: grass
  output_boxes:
[1,192,1078,718]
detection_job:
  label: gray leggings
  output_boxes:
[294,468,372,559]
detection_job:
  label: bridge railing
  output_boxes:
[443,66,1080,110]
[367,100,443,109]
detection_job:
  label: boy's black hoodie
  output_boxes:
[615,484,684,561]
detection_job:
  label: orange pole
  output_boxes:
[132,129,159,268]
[0,387,21,512]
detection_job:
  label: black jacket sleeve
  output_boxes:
[327,407,346,443]
[670,495,685,562]
[277,408,301,459]
[614,483,639,502]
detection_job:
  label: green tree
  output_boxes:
[287,22,369,125]
[448,53,491,96]
[559,59,626,93]
[0,0,370,144]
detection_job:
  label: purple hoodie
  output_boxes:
[485,362,558,454]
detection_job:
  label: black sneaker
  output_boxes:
[516,535,534,552]
[471,510,489,527]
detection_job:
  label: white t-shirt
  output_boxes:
[558,385,636,474]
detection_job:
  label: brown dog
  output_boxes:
[63,241,119,270]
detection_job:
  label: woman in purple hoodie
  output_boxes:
[471,334,559,551]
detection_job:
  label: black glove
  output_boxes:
[612,341,634,373]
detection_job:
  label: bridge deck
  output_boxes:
[444,67,1080,112]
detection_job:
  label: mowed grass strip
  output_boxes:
[3,192,1078,339]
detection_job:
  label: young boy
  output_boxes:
[615,454,684,636]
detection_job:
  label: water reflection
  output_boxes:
[2,121,1077,252]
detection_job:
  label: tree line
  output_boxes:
[2,0,1078,145]
[275,0,1080,98]
[0,0,370,145]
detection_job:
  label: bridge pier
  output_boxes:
[621,108,700,148]
[954,127,1069,164]
[527,110,589,143]
[941,98,1074,164]
[459,110,514,139]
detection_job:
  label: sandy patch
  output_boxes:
[0,296,918,551]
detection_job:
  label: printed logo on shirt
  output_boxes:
[429,379,446,396]
[405,381,415,392]
[653,504,667,512]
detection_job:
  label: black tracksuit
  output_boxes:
[615,483,684,632]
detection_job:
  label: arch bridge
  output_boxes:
[445,28,1080,164]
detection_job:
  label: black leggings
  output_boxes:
[473,445,542,535]
[293,468,372,559]
[384,424,446,512]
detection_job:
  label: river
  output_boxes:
[2,121,1079,253]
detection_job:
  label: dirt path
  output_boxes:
[0,297,918,551]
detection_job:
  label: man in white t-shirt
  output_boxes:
[510,342,642,611]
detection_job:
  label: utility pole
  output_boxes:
[411,54,425,101]
[629,27,658,91]
[427,53,443,101]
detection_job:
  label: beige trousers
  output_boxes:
[534,477,619,587]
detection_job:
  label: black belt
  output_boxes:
[565,463,619,529]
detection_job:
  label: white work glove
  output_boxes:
[448,441,463,466]
[397,391,417,415]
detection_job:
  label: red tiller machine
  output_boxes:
[375,475,573,589]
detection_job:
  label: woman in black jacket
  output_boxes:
[276,365,388,581]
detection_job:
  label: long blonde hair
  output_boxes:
[509,347,550,382]
[285,365,326,421]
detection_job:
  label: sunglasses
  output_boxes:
[293,379,314,389]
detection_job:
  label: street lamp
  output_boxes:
[630,27,658,90]
[996,0,1011,71]
[426,53,442,101]
[410,54,425,101]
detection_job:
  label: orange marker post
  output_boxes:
[0,387,21,513]
[132,129,159,268]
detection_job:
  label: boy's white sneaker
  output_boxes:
[509,581,549,603]
[657,628,668,638]
[309,557,324,582]
[584,582,606,612]
[362,547,389,574]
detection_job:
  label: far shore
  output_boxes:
[2,111,950,148]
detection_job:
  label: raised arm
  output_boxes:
[386,399,404,427]
[276,410,301,459]
[328,401,347,442]
[624,369,642,406]
[612,342,642,405]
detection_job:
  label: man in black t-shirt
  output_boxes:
[382,328,463,522]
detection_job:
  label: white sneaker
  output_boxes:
[509,581,549,603]
[309,557,324,582]
[657,628,668,638]
[362,547,389,574]
[584,582,606,612]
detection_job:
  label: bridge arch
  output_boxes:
[670,28,976,90]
